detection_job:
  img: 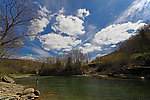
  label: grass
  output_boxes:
[131,53,145,59]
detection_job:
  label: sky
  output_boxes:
[20,0,150,59]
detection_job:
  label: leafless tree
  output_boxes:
[0,0,37,57]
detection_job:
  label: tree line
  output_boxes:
[0,49,91,76]
[39,50,91,76]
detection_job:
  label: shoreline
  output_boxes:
[0,74,35,80]
[75,73,150,80]
[9,74,35,78]
[0,82,25,99]
[0,75,40,100]
[7,73,150,80]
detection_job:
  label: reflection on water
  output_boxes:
[15,76,150,100]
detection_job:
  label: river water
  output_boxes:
[15,76,150,100]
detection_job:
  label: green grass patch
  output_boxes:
[131,53,145,59]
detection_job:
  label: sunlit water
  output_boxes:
[15,76,150,100]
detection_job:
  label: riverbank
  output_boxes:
[0,82,25,99]
[0,75,40,100]
[0,74,35,78]
[76,73,150,80]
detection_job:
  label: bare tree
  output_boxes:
[0,0,37,57]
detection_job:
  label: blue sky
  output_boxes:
[20,0,150,59]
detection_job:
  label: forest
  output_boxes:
[0,50,90,76]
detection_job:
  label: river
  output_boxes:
[15,76,150,100]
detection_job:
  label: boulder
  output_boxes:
[2,76,15,83]
[19,88,40,99]
[34,90,40,96]
[34,95,40,99]
[27,93,36,99]
[26,93,39,99]
[23,88,34,94]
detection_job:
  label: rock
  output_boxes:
[16,93,21,95]
[34,95,40,99]
[141,76,145,80]
[23,88,35,94]
[27,93,36,99]
[0,82,41,100]
[13,95,20,99]
[34,90,40,96]
[25,93,39,99]
[2,76,15,83]
[19,88,40,100]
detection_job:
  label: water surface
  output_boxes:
[15,76,150,100]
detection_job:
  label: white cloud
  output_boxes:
[52,14,85,36]
[115,0,150,23]
[23,42,51,58]
[29,6,51,40]
[58,7,65,14]
[96,53,107,57]
[25,0,150,59]
[38,6,50,17]
[32,47,51,57]
[93,21,145,46]
[39,33,82,51]
[79,43,101,54]
[30,7,91,54]
[77,9,90,19]
[20,54,37,60]
[28,2,147,57]
[111,45,117,48]
[82,24,98,43]
[29,18,49,34]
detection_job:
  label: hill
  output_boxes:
[84,24,150,79]
[0,58,41,76]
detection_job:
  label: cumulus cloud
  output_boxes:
[93,21,145,46]
[29,18,49,35]
[77,9,90,19]
[29,6,51,40]
[39,33,82,51]
[115,0,150,23]
[52,14,85,36]
[30,7,91,54]
[27,1,149,58]
[79,43,101,54]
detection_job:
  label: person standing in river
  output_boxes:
[36,71,39,85]
[36,77,39,85]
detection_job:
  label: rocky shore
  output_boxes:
[0,76,40,100]
[0,82,24,99]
